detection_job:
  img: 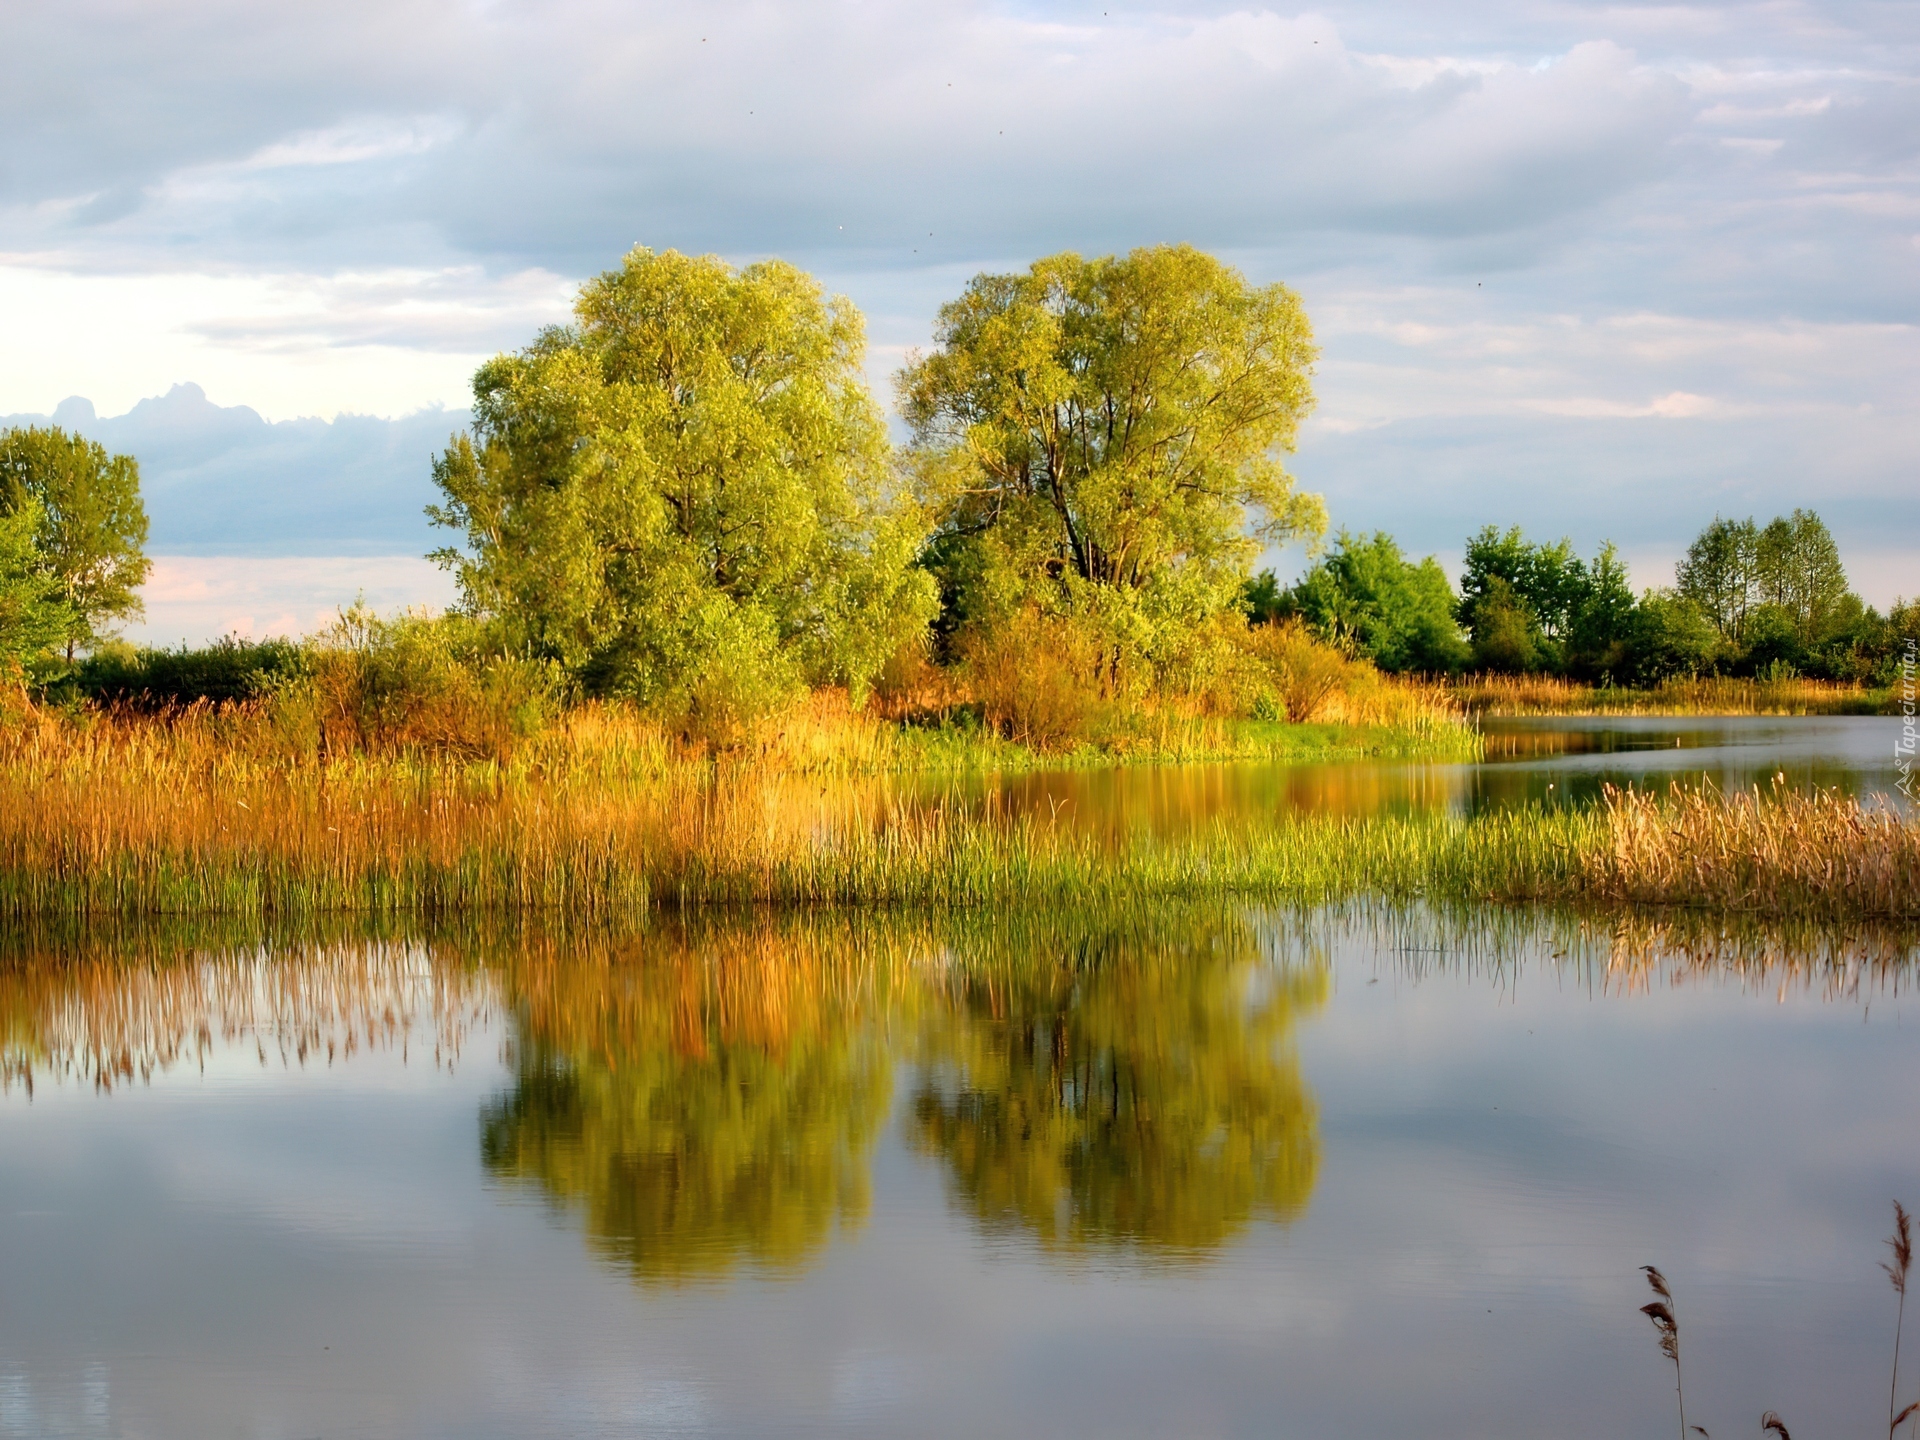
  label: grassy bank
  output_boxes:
[1449,672,1894,716]
[0,689,1911,920]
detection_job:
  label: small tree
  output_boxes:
[0,498,77,693]
[0,426,151,662]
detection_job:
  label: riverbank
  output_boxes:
[1450,673,1893,717]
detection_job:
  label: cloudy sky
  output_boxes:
[1,0,1914,642]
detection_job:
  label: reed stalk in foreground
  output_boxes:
[1888,1202,1917,1438]
[1639,1265,1697,1439]
[1639,1204,1920,1440]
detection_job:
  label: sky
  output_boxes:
[1,0,1914,642]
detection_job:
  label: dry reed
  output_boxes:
[0,704,1912,920]
[1585,782,1919,919]
[1452,672,1889,717]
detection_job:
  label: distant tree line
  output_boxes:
[1254,510,1914,686]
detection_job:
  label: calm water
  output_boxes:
[3,902,1918,1440]
[2,718,1916,1440]
[920,714,1911,835]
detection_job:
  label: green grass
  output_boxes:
[881,715,1482,773]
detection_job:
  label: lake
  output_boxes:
[2,717,1915,1440]
[916,714,1912,836]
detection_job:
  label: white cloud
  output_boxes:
[133,555,457,646]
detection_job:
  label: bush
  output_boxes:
[266,607,561,761]
[958,610,1111,750]
[1622,592,1721,684]
[76,635,305,708]
[1238,621,1361,722]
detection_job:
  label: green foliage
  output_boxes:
[267,606,561,760]
[1460,526,1588,643]
[76,635,305,708]
[0,498,76,684]
[1460,529,1686,680]
[1755,508,1850,643]
[1277,531,1470,672]
[1676,509,1857,667]
[900,244,1325,681]
[1622,591,1722,684]
[1567,542,1638,678]
[1465,575,1541,673]
[1676,516,1759,642]
[0,426,150,659]
[430,248,937,735]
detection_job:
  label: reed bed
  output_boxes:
[1451,672,1890,716]
[1,703,1912,920]
[1587,782,1920,918]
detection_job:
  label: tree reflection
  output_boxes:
[908,912,1328,1258]
[477,919,895,1285]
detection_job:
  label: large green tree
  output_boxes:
[429,248,937,725]
[898,245,1325,653]
[0,426,150,661]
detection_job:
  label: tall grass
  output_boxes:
[1588,782,1920,918]
[0,699,1911,920]
[1451,672,1891,716]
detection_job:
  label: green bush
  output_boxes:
[76,635,305,708]
[265,607,561,761]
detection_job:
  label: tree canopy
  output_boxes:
[430,247,937,729]
[1270,530,1469,673]
[0,425,150,661]
[899,245,1325,653]
[0,498,77,683]
[1456,527,1637,676]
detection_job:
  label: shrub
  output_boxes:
[1238,621,1358,722]
[77,635,306,708]
[958,610,1110,750]
[266,607,561,761]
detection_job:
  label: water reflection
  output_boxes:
[7,906,1920,1439]
[477,923,894,1284]
[910,912,1325,1258]
[909,715,1908,835]
[4,903,1915,1298]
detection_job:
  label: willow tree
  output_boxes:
[898,245,1325,665]
[430,248,937,727]
[0,426,150,661]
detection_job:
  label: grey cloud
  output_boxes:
[2,3,1697,274]
[2,385,463,557]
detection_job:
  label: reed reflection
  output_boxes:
[909,912,1328,1259]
